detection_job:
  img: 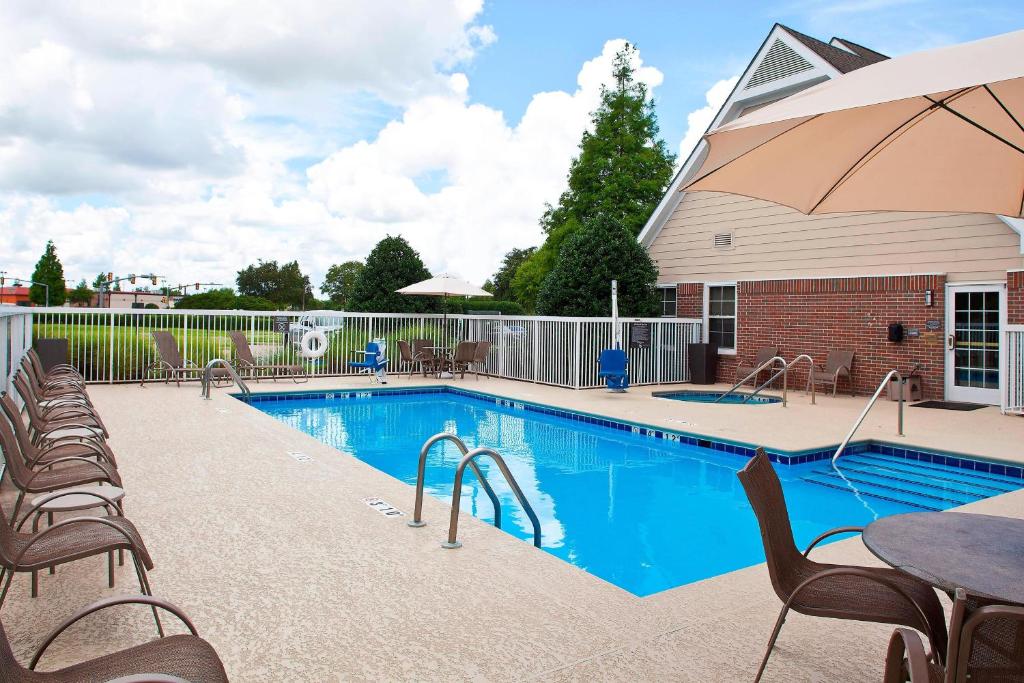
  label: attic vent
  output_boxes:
[713,232,734,249]
[744,39,814,89]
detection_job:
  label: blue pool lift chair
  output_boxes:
[349,339,388,384]
[598,348,629,392]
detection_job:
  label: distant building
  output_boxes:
[98,291,174,309]
[0,286,31,306]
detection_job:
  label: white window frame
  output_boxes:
[703,282,738,355]
[657,285,677,318]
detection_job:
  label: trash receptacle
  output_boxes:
[688,342,719,384]
[34,338,69,373]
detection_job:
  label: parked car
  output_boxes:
[287,311,346,346]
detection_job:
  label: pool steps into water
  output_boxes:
[804,452,1021,511]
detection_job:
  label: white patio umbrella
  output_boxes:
[396,273,491,323]
[684,29,1024,217]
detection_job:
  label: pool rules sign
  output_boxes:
[629,322,651,349]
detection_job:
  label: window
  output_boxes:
[658,286,677,317]
[706,284,736,352]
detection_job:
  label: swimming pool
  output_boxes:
[248,388,1022,596]
[653,390,781,404]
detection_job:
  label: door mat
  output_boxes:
[910,400,987,411]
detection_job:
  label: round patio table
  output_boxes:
[863,511,1024,605]
[425,346,453,378]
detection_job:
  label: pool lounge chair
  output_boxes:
[737,449,947,682]
[807,350,855,396]
[143,331,208,387]
[735,346,780,387]
[229,331,308,383]
[598,349,629,392]
[884,588,1024,682]
[0,595,228,682]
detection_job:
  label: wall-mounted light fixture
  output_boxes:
[924,289,934,307]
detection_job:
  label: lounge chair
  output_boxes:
[471,340,491,379]
[0,595,228,681]
[0,495,154,609]
[229,331,308,383]
[884,588,1024,682]
[348,340,388,383]
[445,341,478,379]
[143,331,227,387]
[807,350,855,396]
[598,349,629,392]
[735,346,780,387]
[737,449,947,681]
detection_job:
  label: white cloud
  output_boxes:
[677,75,739,164]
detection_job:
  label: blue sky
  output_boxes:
[0,1,1022,288]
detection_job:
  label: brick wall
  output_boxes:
[679,275,949,399]
[1010,270,1024,325]
[675,283,703,319]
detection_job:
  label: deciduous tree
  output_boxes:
[321,261,365,308]
[348,236,436,313]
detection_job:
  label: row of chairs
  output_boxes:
[396,339,491,380]
[0,350,227,680]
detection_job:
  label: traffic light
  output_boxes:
[161,296,167,303]
[107,272,114,283]
[195,283,200,291]
[130,274,136,284]
[151,275,158,286]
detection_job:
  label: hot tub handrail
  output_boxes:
[715,356,787,404]
[443,447,541,549]
[408,433,501,529]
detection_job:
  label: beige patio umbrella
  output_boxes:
[396,273,491,322]
[684,28,1024,217]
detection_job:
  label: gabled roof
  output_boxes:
[779,25,889,73]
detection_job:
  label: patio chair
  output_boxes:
[396,340,426,378]
[0,407,122,524]
[470,340,491,379]
[598,349,629,392]
[884,588,1024,682]
[20,357,89,400]
[13,375,108,439]
[0,395,117,470]
[229,331,308,384]
[445,341,478,379]
[348,340,388,383]
[0,595,228,681]
[143,331,228,387]
[737,449,947,682]
[25,349,85,383]
[0,495,154,610]
[807,350,855,397]
[410,339,438,376]
[735,346,780,388]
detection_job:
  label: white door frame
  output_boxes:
[944,282,1007,404]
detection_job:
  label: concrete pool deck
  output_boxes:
[4,375,1023,681]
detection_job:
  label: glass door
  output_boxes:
[945,284,1004,404]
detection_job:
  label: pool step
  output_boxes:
[802,471,963,511]
[836,456,1018,496]
[843,453,1021,491]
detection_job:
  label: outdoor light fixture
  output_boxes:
[924,289,934,307]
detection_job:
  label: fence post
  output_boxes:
[107,312,115,383]
[532,322,540,383]
[573,320,581,389]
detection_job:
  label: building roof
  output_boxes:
[780,25,889,73]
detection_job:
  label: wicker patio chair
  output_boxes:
[807,350,855,396]
[25,349,85,383]
[0,395,117,470]
[13,374,108,439]
[737,449,947,682]
[735,346,780,387]
[0,595,227,682]
[445,341,478,379]
[471,340,491,379]
[884,588,1024,682]
[20,357,89,401]
[396,340,420,378]
[0,494,154,610]
[229,331,307,383]
[0,407,121,525]
[411,339,440,376]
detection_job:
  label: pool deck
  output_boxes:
[5,374,1024,681]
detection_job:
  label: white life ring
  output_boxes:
[299,329,329,359]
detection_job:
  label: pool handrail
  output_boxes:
[408,433,501,529]
[715,356,787,404]
[832,369,904,464]
[443,446,542,549]
[200,358,250,400]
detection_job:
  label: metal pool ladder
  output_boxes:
[200,358,251,400]
[408,433,542,550]
[715,355,817,407]
[832,369,904,464]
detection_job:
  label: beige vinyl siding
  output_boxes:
[650,192,1024,283]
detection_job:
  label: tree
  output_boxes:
[68,280,94,306]
[348,236,436,313]
[29,240,67,306]
[236,260,313,308]
[92,273,106,289]
[320,261,365,308]
[174,288,238,310]
[489,247,535,301]
[512,44,675,311]
[535,214,660,317]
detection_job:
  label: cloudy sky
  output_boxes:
[1,0,1021,295]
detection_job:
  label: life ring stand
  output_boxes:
[299,329,329,359]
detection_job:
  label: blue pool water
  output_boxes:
[653,390,781,404]
[250,389,1022,596]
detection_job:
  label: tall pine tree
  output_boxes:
[30,240,67,306]
[512,44,675,311]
